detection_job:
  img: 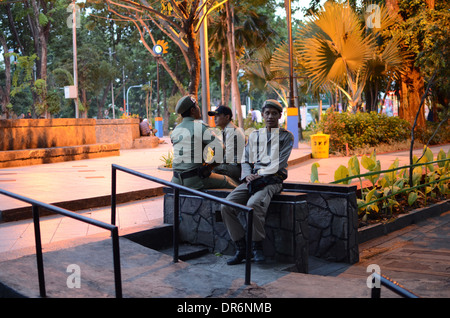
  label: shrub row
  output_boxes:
[316,110,411,152]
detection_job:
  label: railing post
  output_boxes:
[173,188,179,263]
[245,208,253,285]
[111,227,122,298]
[371,276,381,298]
[32,205,46,298]
[111,165,117,226]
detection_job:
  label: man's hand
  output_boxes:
[245,174,262,184]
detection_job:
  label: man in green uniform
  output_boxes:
[221,99,294,265]
[208,105,245,184]
[171,95,239,190]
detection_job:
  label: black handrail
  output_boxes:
[0,188,122,298]
[371,273,420,298]
[111,164,255,285]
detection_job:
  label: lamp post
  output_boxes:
[126,85,143,115]
[200,0,211,125]
[284,0,299,148]
[71,0,85,118]
[72,0,79,118]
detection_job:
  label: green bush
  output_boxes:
[415,121,450,145]
[316,110,411,152]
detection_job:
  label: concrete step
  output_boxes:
[0,234,374,298]
[132,136,160,149]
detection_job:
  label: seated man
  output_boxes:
[170,95,239,190]
[139,118,151,136]
[208,105,245,184]
[220,99,294,265]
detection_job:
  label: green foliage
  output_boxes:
[38,13,49,27]
[316,109,411,152]
[160,151,173,168]
[312,146,450,224]
[310,162,320,183]
[9,53,38,97]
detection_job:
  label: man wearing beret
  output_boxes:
[208,105,245,184]
[170,95,239,189]
[221,99,294,265]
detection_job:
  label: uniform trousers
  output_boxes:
[221,181,282,242]
[212,163,241,184]
[172,172,238,190]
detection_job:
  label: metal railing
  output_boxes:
[0,188,122,298]
[332,158,449,185]
[111,164,255,285]
[371,273,420,298]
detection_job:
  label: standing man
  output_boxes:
[208,105,245,184]
[171,95,239,190]
[221,99,294,265]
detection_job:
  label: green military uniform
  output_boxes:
[171,96,239,190]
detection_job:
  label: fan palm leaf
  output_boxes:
[299,2,376,89]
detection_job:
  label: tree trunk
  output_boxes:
[399,65,425,128]
[226,1,243,128]
[221,47,227,105]
[30,0,51,118]
[97,81,112,119]
[386,0,426,129]
[0,33,11,118]
[185,23,201,97]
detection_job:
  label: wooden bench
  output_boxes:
[163,188,309,273]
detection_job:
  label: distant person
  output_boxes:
[208,105,245,184]
[139,118,151,136]
[250,108,257,122]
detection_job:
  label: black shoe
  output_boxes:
[227,238,246,265]
[252,241,265,263]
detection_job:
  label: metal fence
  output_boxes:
[332,157,449,211]
[371,273,420,298]
[0,188,122,298]
[111,164,255,285]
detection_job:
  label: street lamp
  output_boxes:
[71,0,85,118]
[126,84,143,115]
[284,0,299,148]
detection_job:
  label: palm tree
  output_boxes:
[272,2,409,112]
[208,2,277,127]
[242,47,289,106]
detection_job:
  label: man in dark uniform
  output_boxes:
[221,99,294,265]
[170,95,239,190]
[208,105,245,184]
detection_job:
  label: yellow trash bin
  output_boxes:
[311,133,330,158]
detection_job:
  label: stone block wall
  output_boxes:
[283,182,359,264]
[0,118,96,151]
[163,189,309,273]
[95,118,140,149]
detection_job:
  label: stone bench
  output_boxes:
[282,182,359,264]
[163,188,309,273]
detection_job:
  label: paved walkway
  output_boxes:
[0,139,448,298]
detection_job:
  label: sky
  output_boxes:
[275,0,326,21]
